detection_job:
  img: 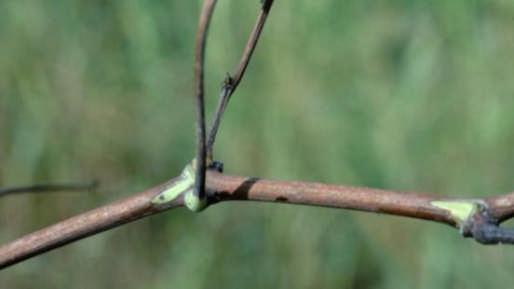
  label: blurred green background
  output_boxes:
[2,0,514,288]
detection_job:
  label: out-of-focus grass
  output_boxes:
[2,0,514,288]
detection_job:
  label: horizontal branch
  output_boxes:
[486,193,514,222]
[2,167,514,269]
[207,173,454,225]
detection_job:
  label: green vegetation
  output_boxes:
[2,0,514,288]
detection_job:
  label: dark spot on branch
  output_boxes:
[232,177,259,200]
[208,177,259,204]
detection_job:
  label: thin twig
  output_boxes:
[0,181,98,197]
[206,0,275,160]
[193,0,218,200]
[3,170,514,269]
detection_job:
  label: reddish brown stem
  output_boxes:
[207,173,455,225]
[6,171,514,269]
[0,172,490,268]
[0,178,182,269]
[486,193,514,222]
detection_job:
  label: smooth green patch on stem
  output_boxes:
[151,161,208,212]
[431,199,480,225]
[152,163,195,205]
[184,189,208,212]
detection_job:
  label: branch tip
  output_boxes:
[261,0,274,11]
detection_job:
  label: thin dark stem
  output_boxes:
[206,0,275,160]
[193,0,218,198]
[0,181,98,197]
[206,80,230,161]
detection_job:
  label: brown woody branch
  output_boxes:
[2,169,514,269]
[3,0,514,274]
[0,177,182,269]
